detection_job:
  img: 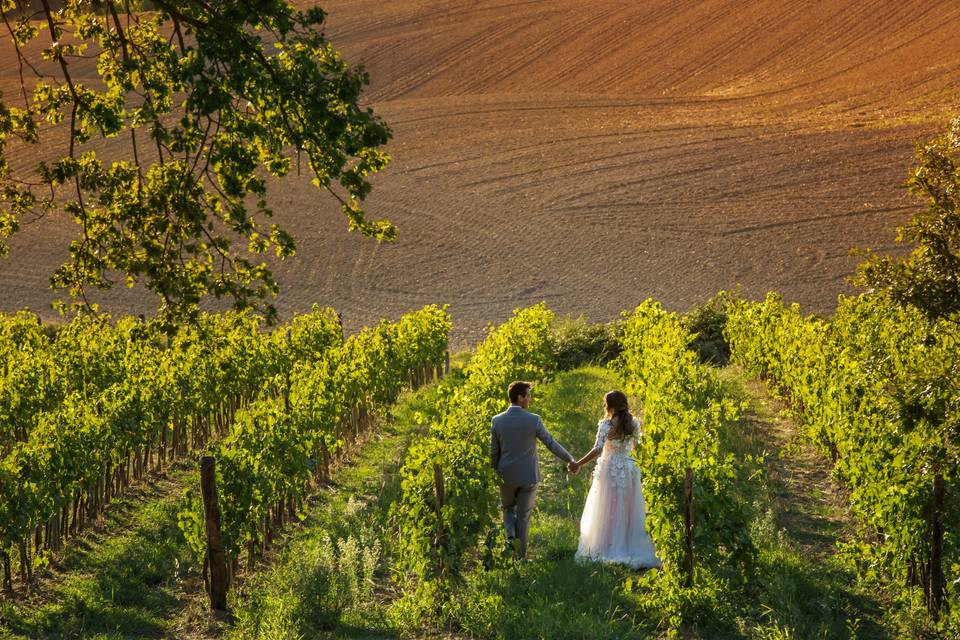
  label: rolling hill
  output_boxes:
[2,0,958,344]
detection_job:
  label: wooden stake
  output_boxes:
[2,549,12,595]
[929,473,945,619]
[17,539,30,584]
[320,437,330,483]
[682,468,694,587]
[200,456,229,611]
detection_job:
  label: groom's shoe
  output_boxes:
[505,537,522,560]
[510,537,524,560]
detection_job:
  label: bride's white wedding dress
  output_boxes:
[575,418,660,569]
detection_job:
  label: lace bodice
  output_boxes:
[592,418,639,456]
[591,418,641,489]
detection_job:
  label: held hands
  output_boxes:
[567,460,580,475]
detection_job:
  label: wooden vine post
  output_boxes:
[682,467,694,587]
[200,456,229,612]
[320,437,331,483]
[929,473,945,619]
[432,463,447,576]
[2,550,12,596]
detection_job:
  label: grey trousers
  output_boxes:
[500,483,537,558]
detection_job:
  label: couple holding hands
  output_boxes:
[490,381,661,568]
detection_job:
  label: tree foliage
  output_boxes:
[857,117,960,321]
[0,0,393,326]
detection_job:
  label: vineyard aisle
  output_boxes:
[0,374,455,640]
[734,372,848,559]
[450,365,664,638]
[0,463,198,639]
[208,371,464,640]
[724,367,889,637]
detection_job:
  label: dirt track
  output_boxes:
[2,0,959,346]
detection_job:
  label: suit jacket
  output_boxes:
[490,405,573,486]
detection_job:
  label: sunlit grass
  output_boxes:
[0,468,196,640]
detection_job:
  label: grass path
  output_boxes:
[0,376,452,640]
[723,367,889,639]
[444,366,660,639]
[214,376,460,640]
[0,464,198,640]
[734,372,849,561]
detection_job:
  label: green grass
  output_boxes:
[0,466,197,640]
[225,371,464,640]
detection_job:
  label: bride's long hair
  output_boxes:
[604,390,635,439]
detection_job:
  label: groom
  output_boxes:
[490,381,577,560]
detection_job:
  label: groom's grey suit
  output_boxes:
[490,405,574,558]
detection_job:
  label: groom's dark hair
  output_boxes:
[508,381,532,403]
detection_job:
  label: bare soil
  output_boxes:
[3,0,960,346]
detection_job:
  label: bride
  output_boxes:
[569,390,660,569]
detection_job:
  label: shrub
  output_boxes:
[551,315,622,370]
[682,291,738,366]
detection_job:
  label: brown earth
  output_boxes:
[2,0,960,346]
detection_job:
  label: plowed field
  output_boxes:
[3,0,959,345]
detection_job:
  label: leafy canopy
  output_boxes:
[0,0,393,327]
[857,117,960,321]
